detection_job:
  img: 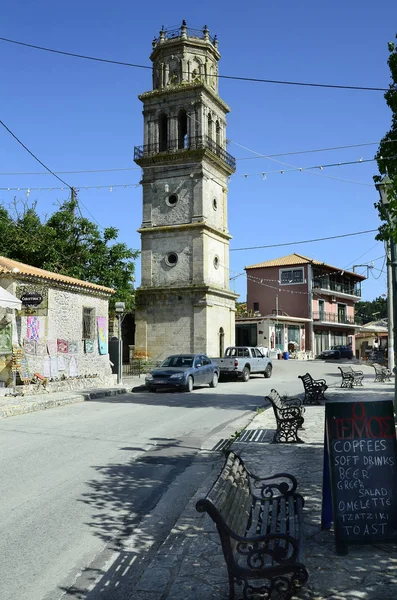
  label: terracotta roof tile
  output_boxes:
[245,253,365,279]
[0,256,115,294]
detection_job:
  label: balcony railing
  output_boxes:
[134,135,236,170]
[313,311,358,325]
[312,280,361,297]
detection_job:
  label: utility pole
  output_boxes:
[376,175,397,418]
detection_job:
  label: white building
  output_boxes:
[0,256,114,389]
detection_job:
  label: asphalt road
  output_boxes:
[0,359,352,600]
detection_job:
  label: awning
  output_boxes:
[0,286,22,309]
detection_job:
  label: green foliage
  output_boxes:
[375,36,397,243]
[0,196,139,311]
[355,296,387,324]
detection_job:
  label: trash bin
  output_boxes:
[283,351,289,360]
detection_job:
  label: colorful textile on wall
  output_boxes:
[27,316,40,341]
[36,339,47,356]
[0,323,12,353]
[23,338,36,355]
[47,339,57,356]
[57,354,66,371]
[50,356,59,378]
[97,317,108,355]
[85,339,94,353]
[42,356,50,378]
[69,356,78,377]
[68,340,78,354]
[57,339,68,354]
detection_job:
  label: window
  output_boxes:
[213,256,220,269]
[82,307,95,340]
[275,324,284,346]
[165,252,178,267]
[253,302,259,312]
[166,194,178,207]
[213,198,217,210]
[319,300,325,320]
[280,268,304,285]
[178,109,188,149]
[159,113,168,151]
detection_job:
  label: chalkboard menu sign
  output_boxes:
[324,400,397,555]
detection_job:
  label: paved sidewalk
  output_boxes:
[0,374,146,418]
[130,380,397,600]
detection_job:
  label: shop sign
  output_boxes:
[21,292,43,307]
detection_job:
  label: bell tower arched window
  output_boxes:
[216,120,221,148]
[178,109,188,149]
[208,113,213,140]
[159,113,168,152]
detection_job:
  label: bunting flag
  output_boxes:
[57,339,68,354]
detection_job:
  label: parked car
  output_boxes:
[212,346,273,381]
[145,353,220,392]
[317,345,353,360]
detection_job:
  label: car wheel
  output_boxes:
[264,364,272,379]
[209,372,218,388]
[186,376,194,392]
[148,387,157,393]
[241,367,250,382]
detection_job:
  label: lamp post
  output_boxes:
[114,301,125,385]
[375,175,397,414]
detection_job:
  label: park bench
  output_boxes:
[266,389,305,443]
[372,363,392,382]
[298,373,327,404]
[196,451,309,600]
[337,366,364,388]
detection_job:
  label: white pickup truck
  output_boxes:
[212,346,273,382]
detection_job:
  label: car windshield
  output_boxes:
[161,355,194,368]
[330,346,341,350]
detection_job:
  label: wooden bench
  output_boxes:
[337,366,364,388]
[266,389,305,443]
[372,363,392,382]
[298,373,327,404]
[196,451,308,600]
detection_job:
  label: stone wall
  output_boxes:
[0,281,112,385]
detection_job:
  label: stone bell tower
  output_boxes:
[134,21,237,361]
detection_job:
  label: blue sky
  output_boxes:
[1,1,396,302]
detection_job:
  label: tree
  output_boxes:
[355,296,387,324]
[375,36,397,241]
[0,196,139,311]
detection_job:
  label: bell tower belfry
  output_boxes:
[134,22,237,360]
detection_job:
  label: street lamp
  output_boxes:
[115,301,125,385]
[375,174,397,414]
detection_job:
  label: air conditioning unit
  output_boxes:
[331,295,336,302]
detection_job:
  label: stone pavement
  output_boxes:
[131,379,397,600]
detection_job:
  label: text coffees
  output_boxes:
[325,400,397,554]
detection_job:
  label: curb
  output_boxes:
[0,387,129,419]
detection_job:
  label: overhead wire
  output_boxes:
[0,35,388,92]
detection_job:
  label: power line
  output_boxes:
[0,36,388,92]
[231,229,378,252]
[0,118,72,189]
[236,140,397,161]
[2,140,397,176]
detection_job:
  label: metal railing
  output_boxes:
[123,360,161,377]
[312,280,361,297]
[134,135,236,170]
[153,26,217,46]
[312,311,357,325]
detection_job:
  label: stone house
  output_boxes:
[245,253,366,357]
[0,256,115,390]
